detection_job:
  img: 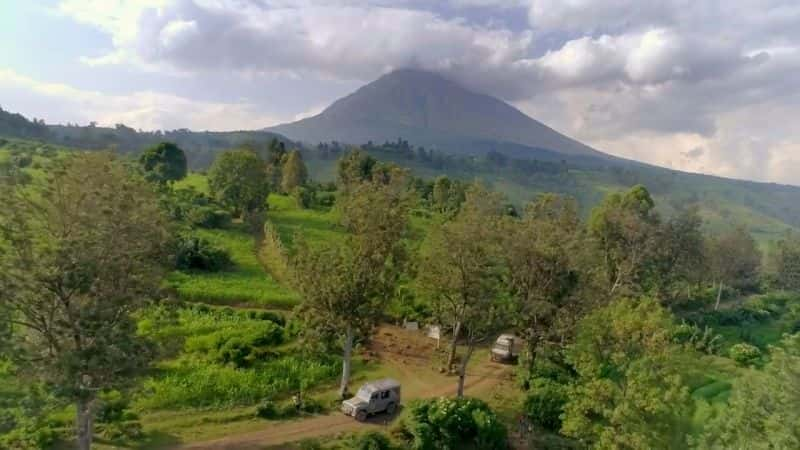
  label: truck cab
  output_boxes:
[341,378,401,422]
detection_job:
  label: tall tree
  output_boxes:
[417,184,508,395]
[588,185,660,295]
[336,149,377,193]
[502,194,584,370]
[0,153,170,450]
[705,226,761,309]
[280,149,308,194]
[138,141,187,184]
[767,231,800,291]
[696,333,800,449]
[208,148,270,220]
[292,169,411,397]
[562,298,692,449]
[646,207,706,300]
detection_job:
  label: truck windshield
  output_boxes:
[356,387,372,401]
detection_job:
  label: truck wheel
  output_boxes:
[386,402,397,415]
[356,410,367,422]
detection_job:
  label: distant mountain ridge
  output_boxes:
[268,69,609,160]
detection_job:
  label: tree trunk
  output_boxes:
[76,396,94,450]
[446,320,461,373]
[340,325,354,399]
[456,344,475,398]
[714,281,724,310]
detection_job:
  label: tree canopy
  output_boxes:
[0,152,170,450]
[139,141,188,184]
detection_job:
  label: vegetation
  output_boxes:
[139,142,188,184]
[0,152,170,450]
[2,137,800,450]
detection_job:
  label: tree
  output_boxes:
[561,298,692,449]
[417,184,508,395]
[588,185,660,296]
[292,170,411,397]
[502,194,583,371]
[0,153,170,450]
[337,149,377,193]
[646,207,706,300]
[280,149,308,194]
[695,333,800,449]
[138,141,187,184]
[264,138,287,190]
[208,148,270,219]
[767,231,800,291]
[705,226,761,309]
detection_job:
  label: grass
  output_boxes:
[267,193,345,249]
[166,225,299,308]
[174,172,210,194]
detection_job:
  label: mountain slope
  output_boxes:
[269,69,607,160]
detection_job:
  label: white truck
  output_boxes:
[490,334,519,363]
[341,378,401,422]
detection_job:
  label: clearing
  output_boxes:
[174,325,516,450]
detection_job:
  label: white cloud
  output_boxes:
[0,69,280,131]
[49,0,800,184]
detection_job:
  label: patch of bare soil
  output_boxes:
[177,325,514,450]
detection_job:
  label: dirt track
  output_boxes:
[178,326,513,450]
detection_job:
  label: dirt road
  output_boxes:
[178,326,513,450]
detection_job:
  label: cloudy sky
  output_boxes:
[2,1,800,184]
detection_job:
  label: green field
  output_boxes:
[166,225,299,309]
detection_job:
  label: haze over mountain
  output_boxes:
[269,69,609,161]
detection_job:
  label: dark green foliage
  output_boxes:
[523,378,568,431]
[175,236,232,272]
[403,397,508,450]
[139,142,188,184]
[95,390,142,441]
[292,185,314,209]
[163,188,231,229]
[255,396,325,419]
[185,321,284,368]
[188,206,233,229]
[353,431,393,450]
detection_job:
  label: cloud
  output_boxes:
[50,0,800,184]
[0,69,280,131]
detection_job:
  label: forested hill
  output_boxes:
[2,106,800,243]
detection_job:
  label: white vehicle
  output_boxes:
[341,378,401,422]
[490,334,519,363]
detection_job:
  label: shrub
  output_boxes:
[523,378,567,431]
[175,236,232,271]
[255,399,279,419]
[189,206,232,229]
[185,321,284,368]
[316,191,336,208]
[404,397,507,450]
[292,186,315,209]
[353,431,393,450]
[729,343,762,366]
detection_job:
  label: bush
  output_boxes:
[729,343,762,366]
[403,397,507,450]
[523,378,567,431]
[292,186,315,209]
[185,321,284,368]
[255,399,279,419]
[189,206,232,229]
[353,431,393,450]
[175,236,232,272]
[316,191,336,207]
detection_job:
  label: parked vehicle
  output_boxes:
[341,378,401,421]
[490,334,519,363]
